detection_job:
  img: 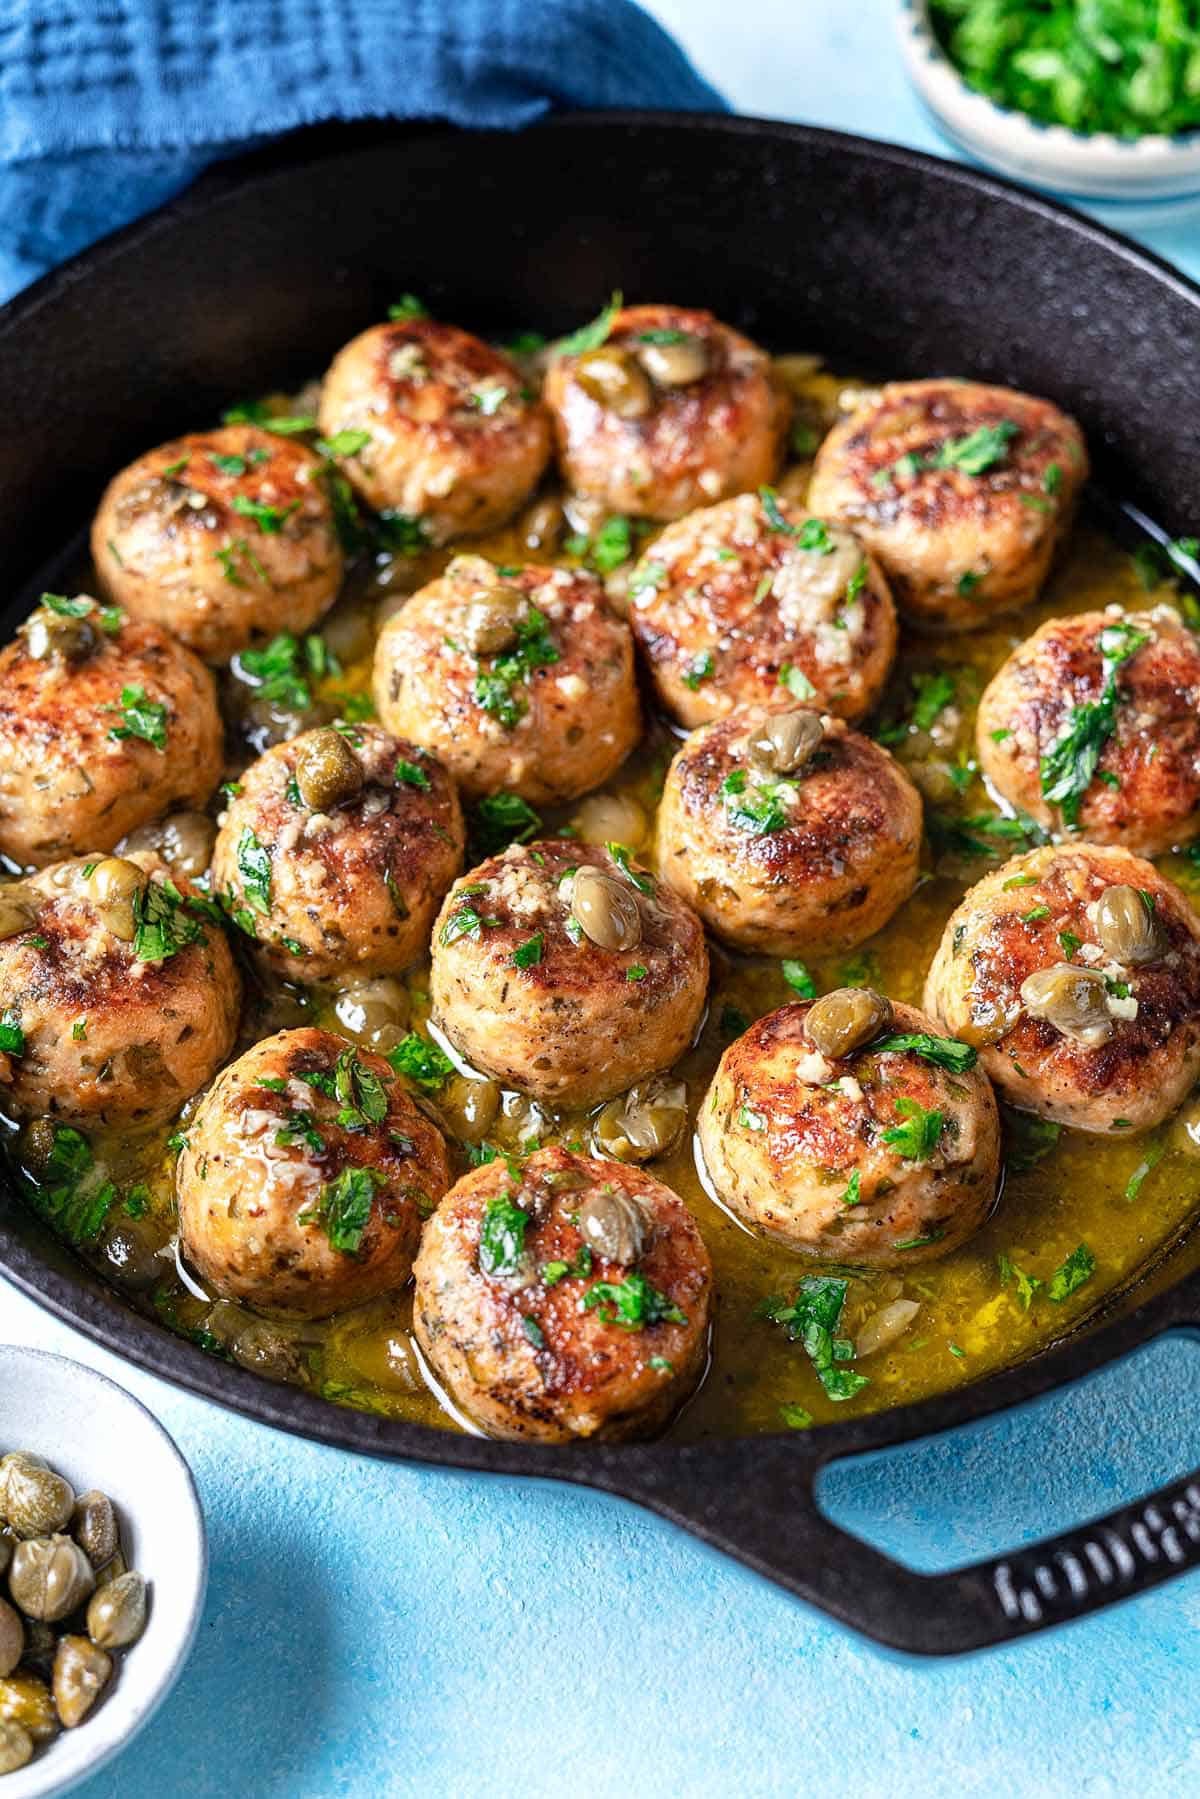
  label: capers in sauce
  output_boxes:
[570,868,641,952]
[22,607,98,664]
[71,1492,117,1571]
[636,334,710,388]
[52,1635,111,1730]
[1095,883,1165,966]
[461,585,528,656]
[956,994,1023,1049]
[593,1078,688,1164]
[1,1461,74,1540]
[574,346,654,419]
[0,1602,22,1680]
[571,791,646,848]
[0,888,36,943]
[294,728,365,812]
[805,987,893,1060]
[0,1719,32,1774]
[577,1186,649,1264]
[83,856,146,941]
[438,1073,501,1144]
[1020,964,1113,1046]
[0,1672,55,1743]
[121,810,216,881]
[333,974,411,1054]
[8,1537,93,1624]
[85,1572,147,1653]
[521,495,565,554]
[747,708,824,776]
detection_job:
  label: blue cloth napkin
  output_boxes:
[0,0,725,301]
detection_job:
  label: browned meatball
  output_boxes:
[177,1027,450,1318]
[925,843,1200,1133]
[373,555,640,804]
[91,426,343,662]
[0,854,240,1129]
[698,997,999,1264]
[430,839,708,1107]
[316,317,551,542]
[977,606,1200,855]
[628,491,896,727]
[0,597,223,869]
[543,303,790,521]
[657,706,922,956]
[808,379,1087,630]
[413,1145,712,1441]
[210,725,463,980]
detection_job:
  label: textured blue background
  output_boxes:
[6,1,1200,1793]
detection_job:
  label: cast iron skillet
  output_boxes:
[2,113,1199,1655]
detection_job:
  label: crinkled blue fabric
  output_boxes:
[0,0,726,300]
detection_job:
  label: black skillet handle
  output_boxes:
[616,1444,1200,1654]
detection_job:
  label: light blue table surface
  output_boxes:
[6,3,1200,1794]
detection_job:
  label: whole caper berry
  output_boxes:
[72,1490,118,1570]
[9,1535,94,1623]
[0,1719,33,1774]
[0,887,36,942]
[0,1602,23,1679]
[0,1672,56,1741]
[593,1078,688,1165]
[577,1186,649,1264]
[86,1569,147,1652]
[294,729,365,812]
[1020,964,1112,1047]
[748,709,824,776]
[2,1459,74,1539]
[1095,883,1165,966]
[333,974,411,1054]
[52,1635,112,1730]
[636,334,710,388]
[22,605,98,664]
[84,856,146,941]
[461,586,527,656]
[574,346,654,419]
[805,987,893,1060]
[571,868,641,951]
[122,810,216,881]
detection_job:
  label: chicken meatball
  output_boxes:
[211,725,463,981]
[430,839,708,1107]
[413,1145,711,1441]
[628,491,896,727]
[924,842,1200,1134]
[0,596,223,869]
[657,705,922,956]
[91,426,344,662]
[373,554,640,804]
[977,606,1200,855]
[316,316,551,542]
[808,379,1087,630]
[0,853,240,1129]
[698,994,999,1264]
[178,1027,450,1318]
[543,303,790,521]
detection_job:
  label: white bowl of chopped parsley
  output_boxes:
[899,0,1200,200]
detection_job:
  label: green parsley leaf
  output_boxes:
[479,1190,530,1276]
[471,790,542,857]
[756,1276,869,1401]
[316,429,371,458]
[522,1314,546,1348]
[235,828,272,915]
[626,964,648,982]
[582,1271,686,1330]
[779,1403,814,1429]
[682,649,715,690]
[911,669,957,731]
[1047,1243,1096,1303]
[512,932,544,969]
[395,758,431,790]
[472,606,559,729]
[1040,619,1149,827]
[0,1009,24,1056]
[931,419,1019,473]
[840,1170,862,1207]
[387,1032,454,1093]
[557,291,623,357]
[997,1251,1042,1311]
[882,1096,944,1162]
[778,662,816,701]
[106,684,168,752]
[1125,1141,1165,1201]
[231,493,299,535]
[591,516,633,574]
[388,294,429,320]
[299,1166,382,1256]
[781,958,817,998]
[132,877,205,964]
[872,1032,977,1072]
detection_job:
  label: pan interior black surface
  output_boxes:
[2,114,1200,1651]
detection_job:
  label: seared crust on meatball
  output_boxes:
[211,725,463,981]
[91,426,344,662]
[977,606,1200,855]
[413,1145,711,1441]
[317,318,551,542]
[628,491,896,727]
[0,853,240,1129]
[698,1000,999,1264]
[543,304,790,521]
[808,379,1087,630]
[0,599,223,869]
[657,707,922,956]
[924,843,1200,1133]
[430,839,708,1106]
[373,554,640,804]
[178,1027,450,1318]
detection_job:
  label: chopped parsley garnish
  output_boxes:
[106,684,168,752]
[626,964,648,982]
[299,1166,382,1256]
[881,1096,944,1161]
[522,1315,546,1349]
[316,428,371,458]
[582,1271,686,1330]
[512,933,544,969]
[911,669,957,731]
[719,1003,749,1039]
[1047,1243,1096,1303]
[1125,1141,1165,1202]
[221,401,317,433]
[590,515,634,574]
[682,649,715,691]
[473,606,559,729]
[606,841,653,892]
[756,1276,869,1401]
[235,829,272,915]
[779,1403,814,1429]
[42,594,121,634]
[388,294,429,320]
[479,1190,529,1276]
[387,1032,454,1093]
[330,1046,389,1131]
[840,1170,862,1207]
[778,662,816,701]
[781,959,816,998]
[1022,904,1050,923]
[1040,619,1149,827]
[997,1252,1043,1312]
[0,1009,24,1056]
[276,1110,324,1153]
[472,791,542,856]
[395,758,431,790]
[132,877,206,963]
[441,907,485,946]
[238,631,336,710]
[214,538,268,586]
[872,1032,977,1073]
[557,291,622,357]
[720,767,795,835]
[20,1123,117,1249]
[376,510,431,556]
[875,419,1019,486]
[71,1020,87,1042]
[231,493,300,534]
[541,1246,593,1287]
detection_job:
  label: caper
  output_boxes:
[461,585,527,656]
[19,1620,55,1673]
[8,1536,94,1623]
[0,1720,33,1773]
[92,1550,127,1592]
[1020,964,1113,1046]
[1,1460,74,1539]
[805,987,893,1059]
[0,887,36,942]
[86,1570,147,1652]
[748,708,824,776]
[574,346,654,419]
[594,1077,688,1164]
[22,606,98,664]
[570,868,641,952]
[84,856,146,941]
[0,1529,13,1579]
[121,810,216,880]
[294,729,365,812]
[0,1672,56,1741]
[52,1634,111,1729]
[96,1212,167,1292]
[0,1603,22,1680]
[577,1186,649,1264]
[636,334,710,387]
[230,1319,304,1383]
[955,994,1022,1049]
[522,496,565,553]
[438,1073,501,1143]
[571,791,646,848]
[71,1491,118,1570]
[1095,883,1165,966]
[333,974,410,1053]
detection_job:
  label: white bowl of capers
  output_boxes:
[0,1347,206,1796]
